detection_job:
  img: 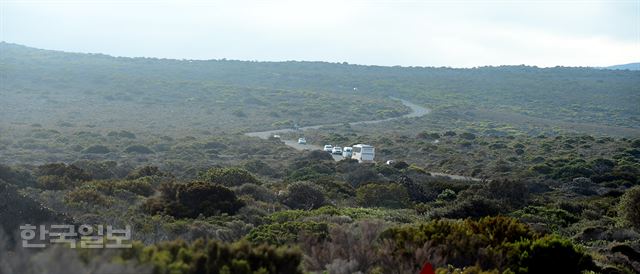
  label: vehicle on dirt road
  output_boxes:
[298,138,307,144]
[352,144,375,163]
[323,145,333,152]
[342,147,353,158]
[332,146,343,154]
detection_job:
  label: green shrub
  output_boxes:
[530,164,553,175]
[121,239,302,274]
[73,160,123,180]
[511,206,579,229]
[0,181,70,239]
[509,235,597,273]
[126,166,167,180]
[432,195,503,219]
[243,160,278,177]
[0,164,36,187]
[107,130,136,139]
[247,221,329,245]
[124,145,154,154]
[280,182,327,210]
[482,180,529,209]
[199,167,260,187]
[380,217,595,272]
[356,183,410,209]
[144,181,244,218]
[437,189,457,201]
[37,163,92,181]
[618,186,640,231]
[82,145,111,154]
[460,132,476,140]
[116,179,155,196]
[235,183,276,202]
[36,175,74,190]
[64,188,111,206]
[35,163,92,190]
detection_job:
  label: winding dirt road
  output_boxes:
[245,98,429,159]
[245,98,481,181]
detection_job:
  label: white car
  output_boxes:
[342,147,353,158]
[323,145,333,152]
[332,146,343,154]
[298,138,307,144]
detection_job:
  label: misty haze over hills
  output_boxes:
[605,62,640,71]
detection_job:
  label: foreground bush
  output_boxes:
[144,181,244,218]
[0,181,69,241]
[619,186,640,231]
[380,216,597,273]
[118,239,302,274]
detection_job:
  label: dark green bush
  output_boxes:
[235,183,276,202]
[509,235,597,273]
[107,130,136,139]
[248,221,329,245]
[460,132,476,140]
[73,160,124,180]
[345,165,380,188]
[356,183,410,209]
[124,145,154,154]
[116,179,155,196]
[37,163,92,181]
[64,188,111,206]
[35,163,91,190]
[121,239,302,274]
[0,181,70,241]
[144,181,244,218]
[36,175,74,190]
[511,206,580,229]
[243,159,278,177]
[126,165,167,179]
[280,182,327,210]
[199,167,260,187]
[432,195,503,218]
[82,145,111,154]
[481,180,529,209]
[380,216,596,273]
[619,186,640,231]
[0,164,36,187]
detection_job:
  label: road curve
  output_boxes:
[245,98,481,181]
[245,97,430,140]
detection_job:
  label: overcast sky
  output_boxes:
[1,0,639,67]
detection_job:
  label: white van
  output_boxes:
[342,147,353,158]
[352,144,375,163]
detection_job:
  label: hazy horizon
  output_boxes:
[2,0,639,68]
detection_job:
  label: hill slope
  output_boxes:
[1,42,639,134]
[606,62,640,71]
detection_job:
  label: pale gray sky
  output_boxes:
[1,0,639,67]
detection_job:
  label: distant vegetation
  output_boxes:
[2,42,638,136]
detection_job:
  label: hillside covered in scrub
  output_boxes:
[1,44,639,273]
